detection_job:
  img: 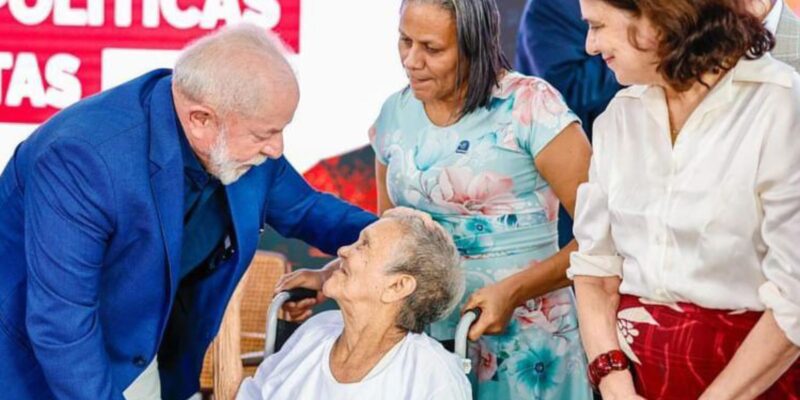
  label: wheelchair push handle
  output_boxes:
[454,307,482,373]
[286,287,317,302]
[465,307,481,321]
[265,288,318,357]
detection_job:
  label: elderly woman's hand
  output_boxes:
[275,259,340,321]
[462,280,520,341]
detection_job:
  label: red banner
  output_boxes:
[0,0,300,123]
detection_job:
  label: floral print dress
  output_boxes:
[370,72,592,399]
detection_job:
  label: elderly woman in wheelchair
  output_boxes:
[237,208,472,399]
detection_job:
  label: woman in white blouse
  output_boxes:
[570,0,800,398]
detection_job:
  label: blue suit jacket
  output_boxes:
[0,70,377,400]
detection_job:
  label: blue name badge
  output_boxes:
[456,140,470,154]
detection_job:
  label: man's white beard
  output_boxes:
[208,127,268,185]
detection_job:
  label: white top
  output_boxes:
[236,311,472,400]
[567,55,800,346]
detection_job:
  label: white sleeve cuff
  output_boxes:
[567,252,623,280]
[758,281,800,347]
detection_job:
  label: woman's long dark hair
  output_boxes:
[402,0,512,118]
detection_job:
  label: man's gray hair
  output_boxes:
[173,23,295,118]
[382,208,464,333]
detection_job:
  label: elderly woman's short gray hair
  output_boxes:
[382,208,464,333]
[173,23,295,118]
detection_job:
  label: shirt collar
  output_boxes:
[765,0,783,36]
[616,56,793,135]
[177,116,211,188]
[618,54,794,100]
[731,54,794,87]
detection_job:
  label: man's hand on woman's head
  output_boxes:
[382,207,437,229]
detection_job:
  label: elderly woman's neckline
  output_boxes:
[327,327,409,384]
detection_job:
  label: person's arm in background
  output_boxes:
[515,0,621,137]
[24,138,123,400]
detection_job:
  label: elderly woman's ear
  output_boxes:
[381,274,417,304]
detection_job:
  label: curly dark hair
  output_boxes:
[601,0,775,91]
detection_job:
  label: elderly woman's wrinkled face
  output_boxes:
[580,0,661,86]
[398,2,462,104]
[323,219,407,305]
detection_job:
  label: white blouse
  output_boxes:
[567,55,800,346]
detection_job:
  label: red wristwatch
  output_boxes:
[588,349,629,389]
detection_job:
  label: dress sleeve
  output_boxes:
[756,81,800,347]
[514,0,622,138]
[513,77,581,158]
[369,92,400,165]
[567,110,623,278]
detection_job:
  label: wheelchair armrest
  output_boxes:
[242,351,265,367]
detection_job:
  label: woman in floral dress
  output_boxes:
[368,0,594,398]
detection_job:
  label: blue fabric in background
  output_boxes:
[515,0,622,247]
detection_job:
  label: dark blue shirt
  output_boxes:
[177,126,231,281]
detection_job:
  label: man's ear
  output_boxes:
[381,274,417,304]
[185,104,219,142]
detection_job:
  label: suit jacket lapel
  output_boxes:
[224,167,266,273]
[147,75,184,298]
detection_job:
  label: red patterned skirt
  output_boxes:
[617,295,800,399]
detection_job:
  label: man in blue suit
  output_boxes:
[515,0,622,248]
[0,24,376,400]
